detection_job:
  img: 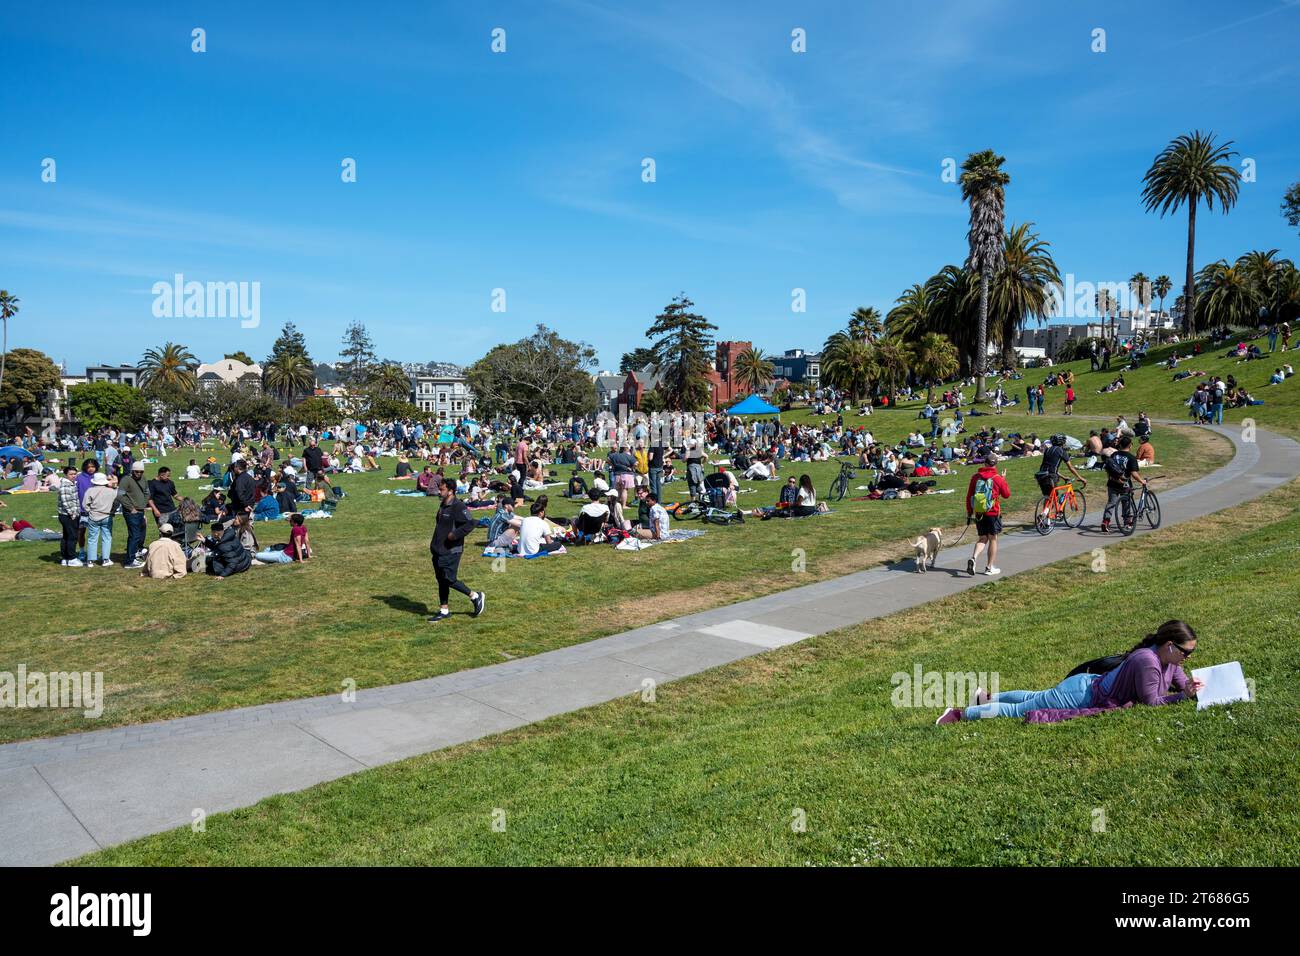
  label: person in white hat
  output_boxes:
[142,523,187,579]
[82,472,118,567]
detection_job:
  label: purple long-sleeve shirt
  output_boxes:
[1090,646,1191,708]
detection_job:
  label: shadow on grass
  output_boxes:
[374,594,431,617]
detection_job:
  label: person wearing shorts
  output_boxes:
[1064,386,1075,415]
[965,453,1010,576]
[607,444,637,506]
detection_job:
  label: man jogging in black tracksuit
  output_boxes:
[428,480,485,623]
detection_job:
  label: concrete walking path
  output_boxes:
[2,423,1296,865]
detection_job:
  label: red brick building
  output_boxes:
[617,340,753,412]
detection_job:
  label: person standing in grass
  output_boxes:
[116,460,150,569]
[428,479,485,624]
[1063,384,1075,415]
[965,453,1010,577]
[56,465,82,566]
[82,472,117,567]
[937,620,1202,723]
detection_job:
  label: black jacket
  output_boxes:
[209,525,252,577]
[431,496,476,556]
[229,471,256,512]
[304,446,324,473]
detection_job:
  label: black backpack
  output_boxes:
[1066,653,1127,678]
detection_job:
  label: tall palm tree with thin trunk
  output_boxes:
[985,222,1060,365]
[0,291,19,400]
[732,346,774,395]
[960,150,1010,401]
[1152,275,1172,344]
[1141,131,1241,335]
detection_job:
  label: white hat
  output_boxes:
[231,452,244,463]
[91,472,108,485]
[131,461,145,471]
[158,522,174,534]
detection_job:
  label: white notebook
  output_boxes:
[1191,661,1251,711]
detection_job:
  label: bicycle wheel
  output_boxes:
[1143,491,1161,529]
[1120,497,1137,536]
[1034,496,1053,536]
[1065,489,1087,529]
[830,475,847,501]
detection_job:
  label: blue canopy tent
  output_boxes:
[726,395,780,416]
[0,446,42,461]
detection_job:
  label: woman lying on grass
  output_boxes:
[936,620,1204,724]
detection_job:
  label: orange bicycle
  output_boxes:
[1034,479,1087,535]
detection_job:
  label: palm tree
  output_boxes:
[959,149,1010,400]
[732,346,774,394]
[138,342,198,391]
[1152,275,1172,343]
[1129,272,1150,343]
[986,222,1061,365]
[872,335,912,405]
[264,352,316,405]
[1237,249,1295,324]
[885,284,932,343]
[1094,289,1118,347]
[820,336,874,402]
[1141,131,1241,335]
[925,265,979,370]
[1276,265,1300,323]
[912,332,960,403]
[366,363,414,401]
[1194,260,1260,331]
[847,306,883,342]
[0,291,19,399]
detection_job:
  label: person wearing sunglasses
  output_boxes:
[937,620,1204,723]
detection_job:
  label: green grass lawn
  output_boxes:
[897,330,1300,440]
[75,479,1300,866]
[0,416,1224,744]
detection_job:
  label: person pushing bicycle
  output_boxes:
[1035,434,1087,500]
[1101,434,1146,533]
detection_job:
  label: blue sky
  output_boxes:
[3,0,1298,374]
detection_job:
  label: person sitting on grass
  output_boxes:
[573,487,611,538]
[141,522,187,578]
[634,491,671,540]
[1268,368,1285,385]
[208,520,252,578]
[936,621,1203,723]
[519,500,566,556]
[287,512,312,561]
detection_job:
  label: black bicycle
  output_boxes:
[828,459,857,502]
[1119,476,1163,536]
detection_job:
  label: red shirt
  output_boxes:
[966,466,1011,517]
[1065,387,1075,402]
[289,523,309,559]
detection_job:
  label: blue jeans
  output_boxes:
[1212,402,1224,424]
[255,548,293,563]
[649,467,662,503]
[1268,333,1277,352]
[86,516,113,562]
[124,511,146,562]
[964,673,1099,719]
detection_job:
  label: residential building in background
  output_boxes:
[410,369,474,422]
[772,349,821,389]
[85,364,142,387]
[196,358,263,391]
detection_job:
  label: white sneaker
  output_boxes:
[125,560,145,570]
[983,566,1001,576]
[65,558,85,567]
[100,560,115,567]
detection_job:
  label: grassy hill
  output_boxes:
[75,479,1300,867]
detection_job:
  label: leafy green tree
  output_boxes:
[885,284,932,343]
[847,306,883,342]
[646,294,717,411]
[466,325,597,420]
[0,347,60,420]
[873,335,912,405]
[1194,260,1259,331]
[960,149,1010,399]
[190,382,282,430]
[339,321,376,386]
[1142,131,1241,334]
[1282,182,1300,235]
[67,381,152,431]
[820,336,874,402]
[224,351,256,365]
[987,223,1060,364]
[619,347,657,373]
[139,342,198,391]
[288,397,342,431]
[267,322,311,364]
